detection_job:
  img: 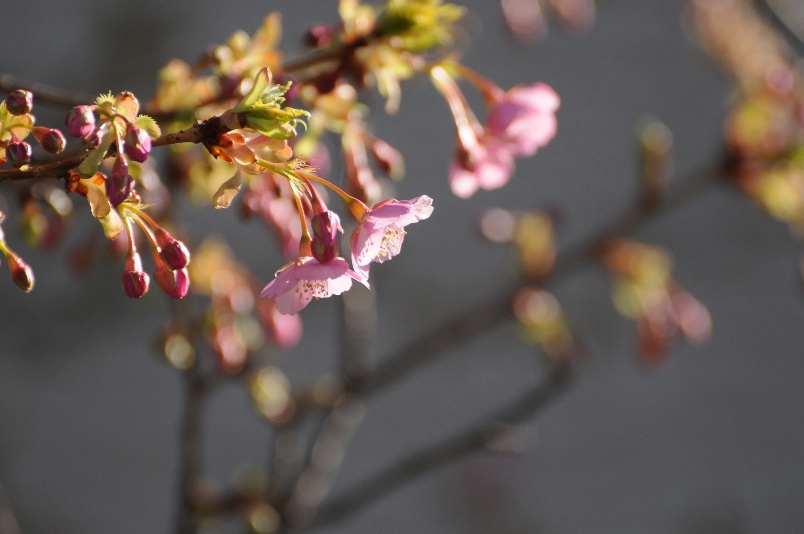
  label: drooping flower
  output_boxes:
[350,195,434,282]
[448,137,515,198]
[486,82,560,157]
[261,256,359,315]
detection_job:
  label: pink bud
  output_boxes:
[32,127,66,154]
[6,90,32,115]
[124,125,152,162]
[65,106,96,138]
[154,228,190,270]
[121,269,150,298]
[311,210,342,263]
[6,253,34,292]
[155,266,189,299]
[108,155,134,207]
[7,141,31,168]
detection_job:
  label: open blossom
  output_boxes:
[350,195,434,282]
[487,83,560,157]
[261,256,360,315]
[448,137,515,199]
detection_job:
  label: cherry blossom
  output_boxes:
[486,82,560,157]
[350,195,434,282]
[261,256,359,315]
[448,137,515,198]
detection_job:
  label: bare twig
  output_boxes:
[175,370,210,534]
[0,73,94,108]
[306,361,574,531]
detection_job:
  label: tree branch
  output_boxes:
[355,158,727,395]
[305,361,575,531]
[0,73,94,108]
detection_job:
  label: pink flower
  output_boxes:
[261,256,359,315]
[487,83,560,157]
[448,137,515,198]
[350,195,434,282]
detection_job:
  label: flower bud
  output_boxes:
[5,252,34,292]
[121,250,149,298]
[154,228,190,270]
[6,141,31,168]
[124,125,152,163]
[32,127,66,154]
[6,90,33,115]
[107,155,134,207]
[65,105,96,138]
[155,265,190,299]
[311,210,342,263]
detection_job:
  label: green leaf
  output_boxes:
[85,182,111,219]
[233,68,273,113]
[134,115,161,139]
[78,131,115,178]
[99,209,123,240]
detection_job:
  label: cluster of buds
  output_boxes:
[690,0,803,235]
[499,0,596,43]
[119,211,191,300]
[189,239,302,374]
[0,211,35,292]
[0,90,65,168]
[431,64,560,198]
[600,239,711,367]
[66,91,160,182]
[147,13,284,122]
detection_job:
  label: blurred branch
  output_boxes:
[0,73,94,107]
[0,482,21,534]
[278,284,378,527]
[357,158,727,395]
[175,369,210,534]
[755,0,804,54]
[307,360,575,531]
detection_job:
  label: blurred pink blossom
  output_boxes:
[448,137,515,198]
[487,82,560,157]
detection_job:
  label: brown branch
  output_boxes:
[354,158,727,395]
[0,116,231,183]
[305,361,575,531]
[0,73,94,108]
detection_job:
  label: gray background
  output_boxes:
[1,0,803,533]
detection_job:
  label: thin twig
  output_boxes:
[0,116,228,183]
[357,158,727,395]
[277,282,378,528]
[0,73,94,108]
[306,361,574,531]
[175,369,209,534]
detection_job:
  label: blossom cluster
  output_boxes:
[431,64,560,198]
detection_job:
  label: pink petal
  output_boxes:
[448,160,481,199]
[294,256,350,280]
[261,262,300,299]
[274,280,312,315]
